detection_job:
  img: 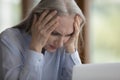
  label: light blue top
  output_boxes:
[0,28,81,80]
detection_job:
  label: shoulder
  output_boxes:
[0,28,21,40]
[0,28,24,47]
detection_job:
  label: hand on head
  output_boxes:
[64,15,81,53]
[30,10,59,53]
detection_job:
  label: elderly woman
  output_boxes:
[0,0,85,80]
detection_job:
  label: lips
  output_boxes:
[49,45,57,49]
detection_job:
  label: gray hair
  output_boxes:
[33,0,85,29]
[16,0,85,31]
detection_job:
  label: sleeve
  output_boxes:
[0,38,44,80]
[60,50,81,80]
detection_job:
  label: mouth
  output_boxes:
[49,45,57,50]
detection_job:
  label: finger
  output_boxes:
[77,15,83,28]
[44,16,59,30]
[38,10,49,24]
[47,21,59,34]
[74,21,80,35]
[35,10,49,31]
[69,22,79,41]
[33,14,37,25]
[77,16,81,27]
[41,10,57,27]
[31,14,37,32]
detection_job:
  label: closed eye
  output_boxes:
[51,31,62,36]
[65,33,73,37]
[51,31,73,37]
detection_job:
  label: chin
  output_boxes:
[44,44,57,53]
[46,49,57,53]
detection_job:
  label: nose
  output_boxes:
[56,37,65,47]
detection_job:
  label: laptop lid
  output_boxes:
[72,63,120,80]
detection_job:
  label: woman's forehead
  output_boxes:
[55,16,74,35]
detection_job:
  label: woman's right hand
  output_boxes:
[30,10,59,53]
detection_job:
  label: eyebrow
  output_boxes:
[51,31,73,37]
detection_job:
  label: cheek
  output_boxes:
[64,37,70,43]
[47,35,57,44]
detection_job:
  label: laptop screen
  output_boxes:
[72,63,120,80]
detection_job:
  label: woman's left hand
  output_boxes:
[64,15,81,53]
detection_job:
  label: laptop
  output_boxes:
[72,63,120,80]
